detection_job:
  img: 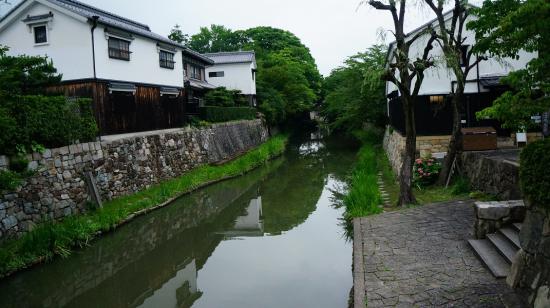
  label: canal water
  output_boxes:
[0,133,358,308]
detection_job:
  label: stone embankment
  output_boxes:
[0,120,268,241]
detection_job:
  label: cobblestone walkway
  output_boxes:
[353,200,526,307]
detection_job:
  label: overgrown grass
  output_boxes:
[343,131,384,219]
[0,134,288,278]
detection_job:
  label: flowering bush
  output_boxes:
[413,156,442,187]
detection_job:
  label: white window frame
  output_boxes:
[32,24,49,46]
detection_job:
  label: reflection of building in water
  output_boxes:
[138,259,201,308]
[221,196,264,237]
[299,141,325,155]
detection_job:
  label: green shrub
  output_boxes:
[204,87,249,107]
[200,106,256,123]
[0,170,21,191]
[451,176,471,195]
[8,156,28,173]
[520,139,550,208]
[0,96,97,155]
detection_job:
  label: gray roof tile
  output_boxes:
[204,51,256,64]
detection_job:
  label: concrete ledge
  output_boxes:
[474,200,526,239]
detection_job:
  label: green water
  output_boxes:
[0,133,358,308]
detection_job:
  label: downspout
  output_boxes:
[90,16,101,140]
[90,16,99,79]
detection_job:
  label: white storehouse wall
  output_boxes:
[206,62,256,95]
[0,2,94,80]
[386,14,536,96]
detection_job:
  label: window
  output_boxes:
[108,37,131,61]
[459,45,469,67]
[190,65,202,80]
[33,25,48,44]
[252,69,256,81]
[429,95,445,104]
[159,50,175,69]
[208,71,224,78]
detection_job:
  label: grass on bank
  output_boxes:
[0,134,288,278]
[343,129,479,219]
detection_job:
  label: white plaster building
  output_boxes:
[204,51,257,106]
[0,0,213,135]
[385,8,536,137]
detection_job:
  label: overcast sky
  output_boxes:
[0,0,460,76]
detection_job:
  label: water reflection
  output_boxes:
[0,134,357,308]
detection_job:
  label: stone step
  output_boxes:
[512,223,522,232]
[500,227,521,249]
[468,239,510,278]
[487,233,519,264]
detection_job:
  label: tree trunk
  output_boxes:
[437,90,464,185]
[398,96,417,206]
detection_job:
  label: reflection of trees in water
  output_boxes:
[261,135,356,235]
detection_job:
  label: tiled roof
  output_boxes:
[204,51,256,64]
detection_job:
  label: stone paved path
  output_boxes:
[353,200,526,308]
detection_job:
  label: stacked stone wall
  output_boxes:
[0,120,268,241]
[508,204,550,307]
[383,127,451,175]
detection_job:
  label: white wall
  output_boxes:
[386,14,536,96]
[93,24,183,87]
[0,0,184,87]
[0,2,94,80]
[205,62,256,95]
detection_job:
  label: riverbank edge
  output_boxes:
[0,134,288,279]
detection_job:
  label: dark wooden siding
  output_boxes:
[48,81,188,135]
[389,92,511,136]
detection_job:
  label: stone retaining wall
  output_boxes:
[461,150,522,200]
[383,127,451,175]
[0,120,268,241]
[508,203,550,307]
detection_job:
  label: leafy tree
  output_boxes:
[366,0,438,206]
[188,25,246,53]
[322,45,387,133]
[204,87,249,107]
[0,45,62,96]
[168,24,189,45]
[422,1,486,185]
[468,0,549,132]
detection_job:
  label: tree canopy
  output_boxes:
[321,45,387,133]
[469,0,550,131]
[178,25,322,126]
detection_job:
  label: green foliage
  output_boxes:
[322,45,388,132]
[343,143,383,218]
[168,24,189,45]
[199,106,256,123]
[185,26,322,125]
[0,170,21,191]
[469,0,550,131]
[0,45,62,96]
[451,176,471,196]
[8,156,28,173]
[413,157,442,188]
[0,135,288,278]
[0,96,98,155]
[204,87,248,107]
[188,25,246,53]
[520,139,550,208]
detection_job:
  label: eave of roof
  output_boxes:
[204,51,256,64]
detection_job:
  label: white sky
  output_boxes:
[0,0,466,76]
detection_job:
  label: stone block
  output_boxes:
[82,142,90,152]
[475,201,512,220]
[2,215,17,229]
[534,285,550,308]
[43,149,52,159]
[62,171,72,180]
[54,159,62,168]
[60,194,70,200]
[69,144,79,154]
[520,210,545,253]
[59,146,70,155]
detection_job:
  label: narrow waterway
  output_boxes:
[0,133,358,308]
